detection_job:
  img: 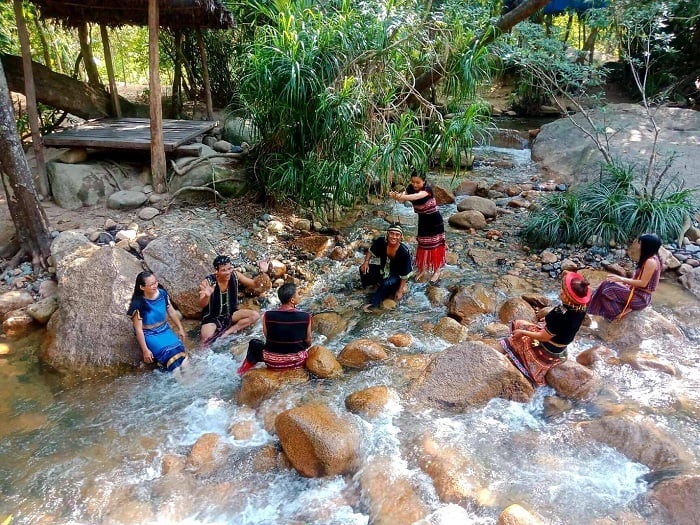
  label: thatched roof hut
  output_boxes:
[31,0,235,30]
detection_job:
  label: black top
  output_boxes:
[263,309,312,354]
[542,304,587,355]
[201,273,239,324]
[369,237,413,279]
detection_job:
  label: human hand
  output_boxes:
[199,280,215,297]
[142,349,154,364]
[606,274,622,283]
[258,259,270,274]
[360,262,369,274]
[176,328,186,341]
[395,289,404,301]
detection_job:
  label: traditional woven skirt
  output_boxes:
[415,211,446,273]
[500,320,566,386]
[587,281,651,321]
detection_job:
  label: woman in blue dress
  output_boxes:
[127,271,188,371]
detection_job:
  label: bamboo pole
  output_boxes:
[197,30,213,120]
[148,0,167,193]
[12,0,48,198]
[100,24,121,117]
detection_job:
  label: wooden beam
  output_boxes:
[197,30,213,120]
[148,0,167,193]
[99,25,121,117]
[13,0,48,198]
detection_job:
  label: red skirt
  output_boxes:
[500,320,566,386]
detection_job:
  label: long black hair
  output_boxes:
[131,271,164,299]
[637,233,662,269]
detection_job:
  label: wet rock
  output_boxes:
[498,297,537,325]
[484,322,510,338]
[305,344,343,379]
[388,333,412,347]
[425,284,450,306]
[311,312,348,341]
[448,284,497,322]
[433,184,455,205]
[344,385,399,418]
[545,359,601,401]
[2,309,36,339]
[454,180,478,196]
[497,504,544,525]
[432,316,469,344]
[576,345,619,367]
[493,275,536,294]
[141,229,218,319]
[187,432,231,475]
[521,293,550,309]
[448,210,487,230]
[410,341,534,409]
[292,235,333,259]
[228,420,257,441]
[275,403,360,477]
[0,290,34,318]
[593,308,684,350]
[337,339,388,369]
[647,475,700,525]
[412,432,484,506]
[619,352,677,376]
[457,196,497,218]
[238,368,309,408]
[358,456,429,525]
[25,296,59,324]
[578,412,694,470]
[161,454,186,475]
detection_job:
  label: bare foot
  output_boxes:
[363,303,375,313]
[429,270,441,283]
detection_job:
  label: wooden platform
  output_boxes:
[42,118,218,152]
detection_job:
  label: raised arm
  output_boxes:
[606,257,658,288]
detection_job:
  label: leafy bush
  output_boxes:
[523,163,697,248]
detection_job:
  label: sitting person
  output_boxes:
[359,224,413,312]
[199,255,267,344]
[127,271,188,372]
[237,282,312,375]
[587,233,662,321]
[500,271,591,386]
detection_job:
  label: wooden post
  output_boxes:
[100,25,121,117]
[148,0,167,193]
[12,0,48,198]
[197,30,214,120]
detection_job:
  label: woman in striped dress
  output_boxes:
[587,233,662,321]
[389,172,446,283]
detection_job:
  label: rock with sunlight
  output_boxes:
[578,412,694,470]
[545,359,601,401]
[0,289,33,318]
[238,367,309,408]
[42,240,144,372]
[344,385,399,419]
[186,432,232,475]
[337,338,388,369]
[649,475,700,525]
[410,341,534,409]
[448,284,497,322]
[448,209,487,230]
[592,308,684,350]
[2,309,35,339]
[498,297,537,324]
[275,403,360,477]
[497,503,544,525]
[457,195,498,218]
[358,455,430,525]
[25,296,59,324]
[679,265,700,299]
[432,316,468,344]
[292,235,333,259]
[388,332,412,347]
[141,228,218,318]
[305,344,343,378]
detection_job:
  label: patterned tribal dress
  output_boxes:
[587,255,661,321]
[406,183,446,273]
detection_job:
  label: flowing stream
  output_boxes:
[1,142,699,525]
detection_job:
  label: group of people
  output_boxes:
[127,170,664,388]
[501,233,662,386]
[360,172,447,312]
[127,255,311,374]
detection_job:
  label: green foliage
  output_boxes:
[523,163,697,248]
[231,0,495,212]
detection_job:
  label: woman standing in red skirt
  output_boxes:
[389,172,446,283]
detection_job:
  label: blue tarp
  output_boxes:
[542,0,608,14]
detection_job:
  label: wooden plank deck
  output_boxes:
[42,118,218,152]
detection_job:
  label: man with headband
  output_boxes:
[500,271,591,386]
[359,223,413,313]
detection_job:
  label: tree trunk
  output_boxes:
[0,59,52,267]
[1,53,139,119]
[100,25,122,117]
[171,31,183,119]
[197,30,213,120]
[33,16,52,70]
[149,0,167,194]
[409,0,553,102]
[78,23,102,87]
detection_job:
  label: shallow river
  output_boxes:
[1,146,699,525]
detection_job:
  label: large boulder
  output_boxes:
[238,368,309,408]
[337,339,388,369]
[457,195,497,218]
[649,475,700,525]
[409,341,534,409]
[41,240,144,372]
[593,308,684,350]
[448,284,497,322]
[141,229,218,319]
[532,104,700,189]
[679,265,700,299]
[168,160,249,198]
[275,403,360,477]
[577,412,694,470]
